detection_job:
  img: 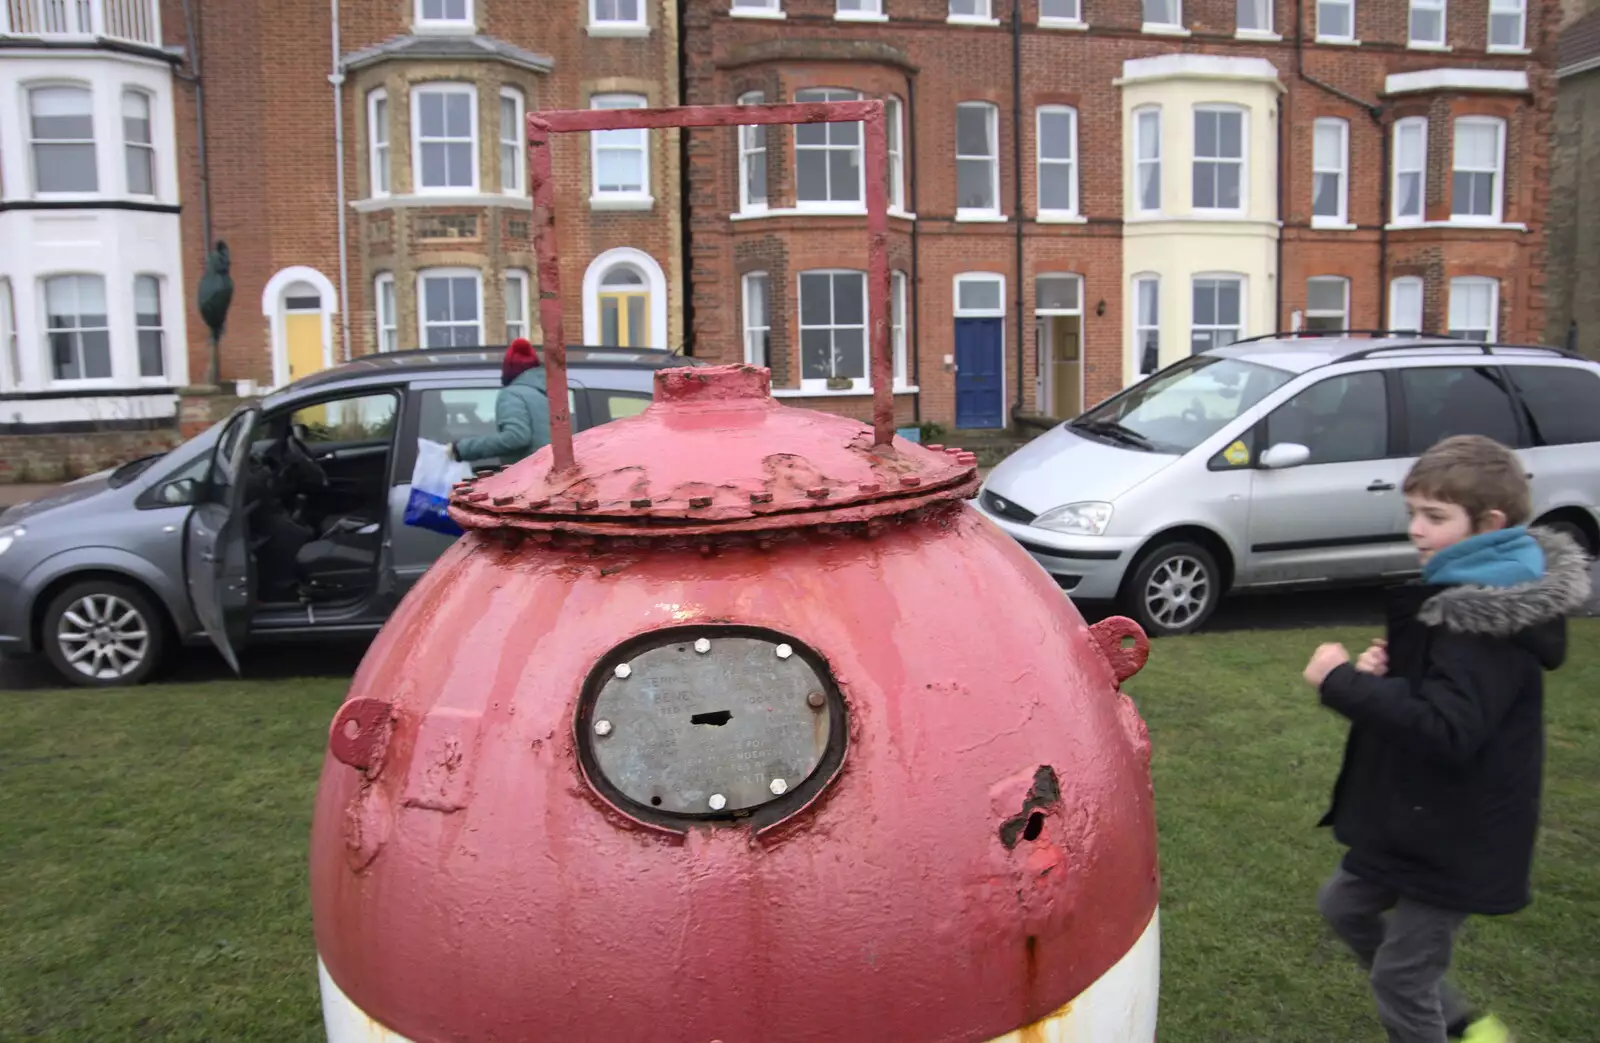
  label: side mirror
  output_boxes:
[1259,442,1312,470]
[160,478,198,506]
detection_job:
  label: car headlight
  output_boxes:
[1032,502,1113,536]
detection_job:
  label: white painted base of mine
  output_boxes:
[317,907,1161,1042]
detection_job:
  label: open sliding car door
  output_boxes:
[185,405,260,673]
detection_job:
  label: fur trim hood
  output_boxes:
[1418,526,1593,638]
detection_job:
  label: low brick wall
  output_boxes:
[0,429,185,484]
[0,388,251,485]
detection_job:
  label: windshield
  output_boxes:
[1076,355,1294,454]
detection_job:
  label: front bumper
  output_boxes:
[319,907,1160,1043]
[973,506,1139,601]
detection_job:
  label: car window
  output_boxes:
[208,410,255,500]
[1507,365,1600,446]
[146,454,211,508]
[416,386,584,445]
[1080,355,1294,455]
[1264,372,1388,464]
[291,392,398,445]
[1400,366,1519,455]
[590,390,651,424]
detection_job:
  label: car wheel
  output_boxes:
[41,580,169,688]
[1122,541,1222,637]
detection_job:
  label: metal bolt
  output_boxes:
[775,644,793,660]
[708,793,727,811]
[858,482,881,495]
[694,637,711,654]
[594,719,613,737]
[689,495,713,508]
[615,663,632,679]
[956,452,979,466]
[492,495,514,506]
[630,497,652,508]
[806,486,830,500]
[750,491,774,504]
[578,498,600,511]
[807,691,826,709]
[927,443,945,451]
[769,778,788,796]
[901,475,922,488]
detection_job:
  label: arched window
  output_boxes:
[598,264,649,347]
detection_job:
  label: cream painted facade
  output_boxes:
[1118,55,1283,385]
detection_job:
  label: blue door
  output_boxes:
[955,317,1005,429]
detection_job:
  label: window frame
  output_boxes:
[1392,116,1428,226]
[797,268,871,392]
[1488,0,1527,52]
[411,83,480,195]
[1389,276,1424,333]
[1408,0,1447,49]
[793,87,865,212]
[1036,104,1079,219]
[891,269,910,388]
[596,262,652,348]
[1399,364,1522,454]
[948,0,995,24]
[133,273,165,380]
[1447,276,1499,343]
[1134,106,1162,215]
[742,271,771,367]
[375,273,398,353]
[121,88,155,198]
[1192,104,1247,216]
[954,272,1006,317]
[1303,276,1350,333]
[589,93,652,206]
[1039,0,1083,26]
[1311,117,1348,226]
[1142,0,1183,31]
[416,267,485,348]
[955,100,1001,220]
[41,272,113,385]
[1133,274,1161,375]
[368,88,390,198]
[730,0,784,13]
[0,277,17,392]
[737,90,768,214]
[499,87,525,196]
[27,83,98,198]
[504,269,530,343]
[590,0,646,28]
[1236,0,1273,34]
[1316,0,1355,42]
[1450,116,1506,225]
[887,95,906,212]
[1190,274,1246,354]
[414,0,474,32]
[836,0,886,19]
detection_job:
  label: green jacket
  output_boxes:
[454,368,550,465]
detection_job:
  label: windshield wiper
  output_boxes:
[1071,418,1154,450]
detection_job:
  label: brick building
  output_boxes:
[682,0,1559,432]
[1548,0,1600,356]
[184,0,685,395]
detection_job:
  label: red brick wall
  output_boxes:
[174,0,684,389]
[684,0,1560,428]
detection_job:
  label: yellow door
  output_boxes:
[598,291,649,348]
[286,312,324,382]
[1049,316,1082,419]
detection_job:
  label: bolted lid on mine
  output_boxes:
[448,364,980,538]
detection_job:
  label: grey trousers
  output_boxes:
[1317,867,1472,1043]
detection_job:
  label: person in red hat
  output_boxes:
[450,337,550,466]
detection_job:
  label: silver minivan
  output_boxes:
[0,347,700,687]
[976,335,1600,636]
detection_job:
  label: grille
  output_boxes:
[981,490,1036,525]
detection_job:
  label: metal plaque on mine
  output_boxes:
[589,635,832,814]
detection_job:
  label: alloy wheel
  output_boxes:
[56,593,151,681]
[1143,554,1213,632]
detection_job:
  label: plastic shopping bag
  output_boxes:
[404,438,474,537]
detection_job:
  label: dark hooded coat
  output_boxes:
[1317,527,1593,914]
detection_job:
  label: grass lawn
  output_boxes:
[1,622,1596,1042]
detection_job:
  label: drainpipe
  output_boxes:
[908,74,921,423]
[1294,0,1387,325]
[1011,0,1024,425]
[330,0,352,361]
[1276,92,1285,329]
[178,0,212,252]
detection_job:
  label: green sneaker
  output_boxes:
[1459,1015,1512,1043]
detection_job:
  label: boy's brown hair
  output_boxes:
[1403,435,1532,526]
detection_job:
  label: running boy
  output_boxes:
[1302,434,1592,1043]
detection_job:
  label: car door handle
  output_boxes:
[1367,481,1396,492]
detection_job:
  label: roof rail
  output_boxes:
[1331,340,1586,364]
[1229,328,1456,345]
